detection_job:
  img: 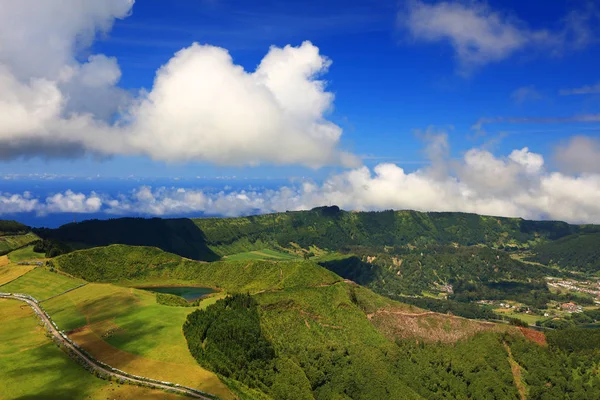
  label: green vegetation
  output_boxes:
[184,294,276,391]
[7,244,45,262]
[0,267,84,299]
[185,289,423,399]
[33,238,73,257]
[0,298,181,400]
[529,232,600,274]
[194,207,588,255]
[35,217,219,261]
[156,292,192,307]
[0,232,39,255]
[0,219,29,235]
[507,332,600,399]
[53,244,341,292]
[225,248,298,261]
[42,283,236,399]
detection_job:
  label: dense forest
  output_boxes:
[0,220,29,235]
[194,207,589,255]
[529,233,600,274]
[183,290,600,399]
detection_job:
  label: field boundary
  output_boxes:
[40,283,88,303]
[0,292,218,400]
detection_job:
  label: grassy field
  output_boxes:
[7,245,45,262]
[494,308,542,325]
[224,248,298,261]
[0,232,38,254]
[0,298,183,400]
[0,267,85,300]
[43,283,235,400]
[0,260,36,285]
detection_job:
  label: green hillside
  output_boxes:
[0,232,39,256]
[53,244,341,291]
[35,217,219,261]
[529,232,600,274]
[0,220,30,235]
[194,207,588,255]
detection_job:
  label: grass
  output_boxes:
[0,262,35,285]
[224,248,298,261]
[494,308,542,325]
[0,232,38,254]
[0,298,183,400]
[54,244,342,293]
[43,283,235,400]
[7,245,45,262]
[0,267,85,300]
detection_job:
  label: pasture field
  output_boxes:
[0,232,38,254]
[0,262,35,285]
[44,283,235,400]
[0,298,183,400]
[0,267,85,300]
[7,244,45,262]
[224,248,298,261]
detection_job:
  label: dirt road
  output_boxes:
[0,293,214,399]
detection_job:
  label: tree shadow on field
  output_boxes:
[80,292,140,324]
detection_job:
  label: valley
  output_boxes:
[1,208,599,399]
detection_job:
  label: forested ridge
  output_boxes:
[194,207,590,254]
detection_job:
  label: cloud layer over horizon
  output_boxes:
[3,135,600,224]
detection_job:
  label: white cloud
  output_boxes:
[0,192,38,214]
[43,190,103,215]
[4,137,600,224]
[554,136,600,174]
[560,82,600,96]
[399,0,597,72]
[0,1,356,167]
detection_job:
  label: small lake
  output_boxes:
[140,286,215,301]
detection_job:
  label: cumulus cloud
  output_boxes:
[399,0,597,72]
[554,136,600,174]
[0,0,355,167]
[4,137,600,224]
[0,192,39,214]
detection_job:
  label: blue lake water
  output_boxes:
[140,286,215,301]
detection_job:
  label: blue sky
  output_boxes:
[1,0,600,223]
[1,0,598,178]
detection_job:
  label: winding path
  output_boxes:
[0,293,214,399]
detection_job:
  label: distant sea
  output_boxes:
[0,178,291,228]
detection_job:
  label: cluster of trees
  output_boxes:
[32,239,72,258]
[537,309,600,329]
[0,220,29,235]
[183,294,277,392]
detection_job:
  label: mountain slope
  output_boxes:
[194,207,591,255]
